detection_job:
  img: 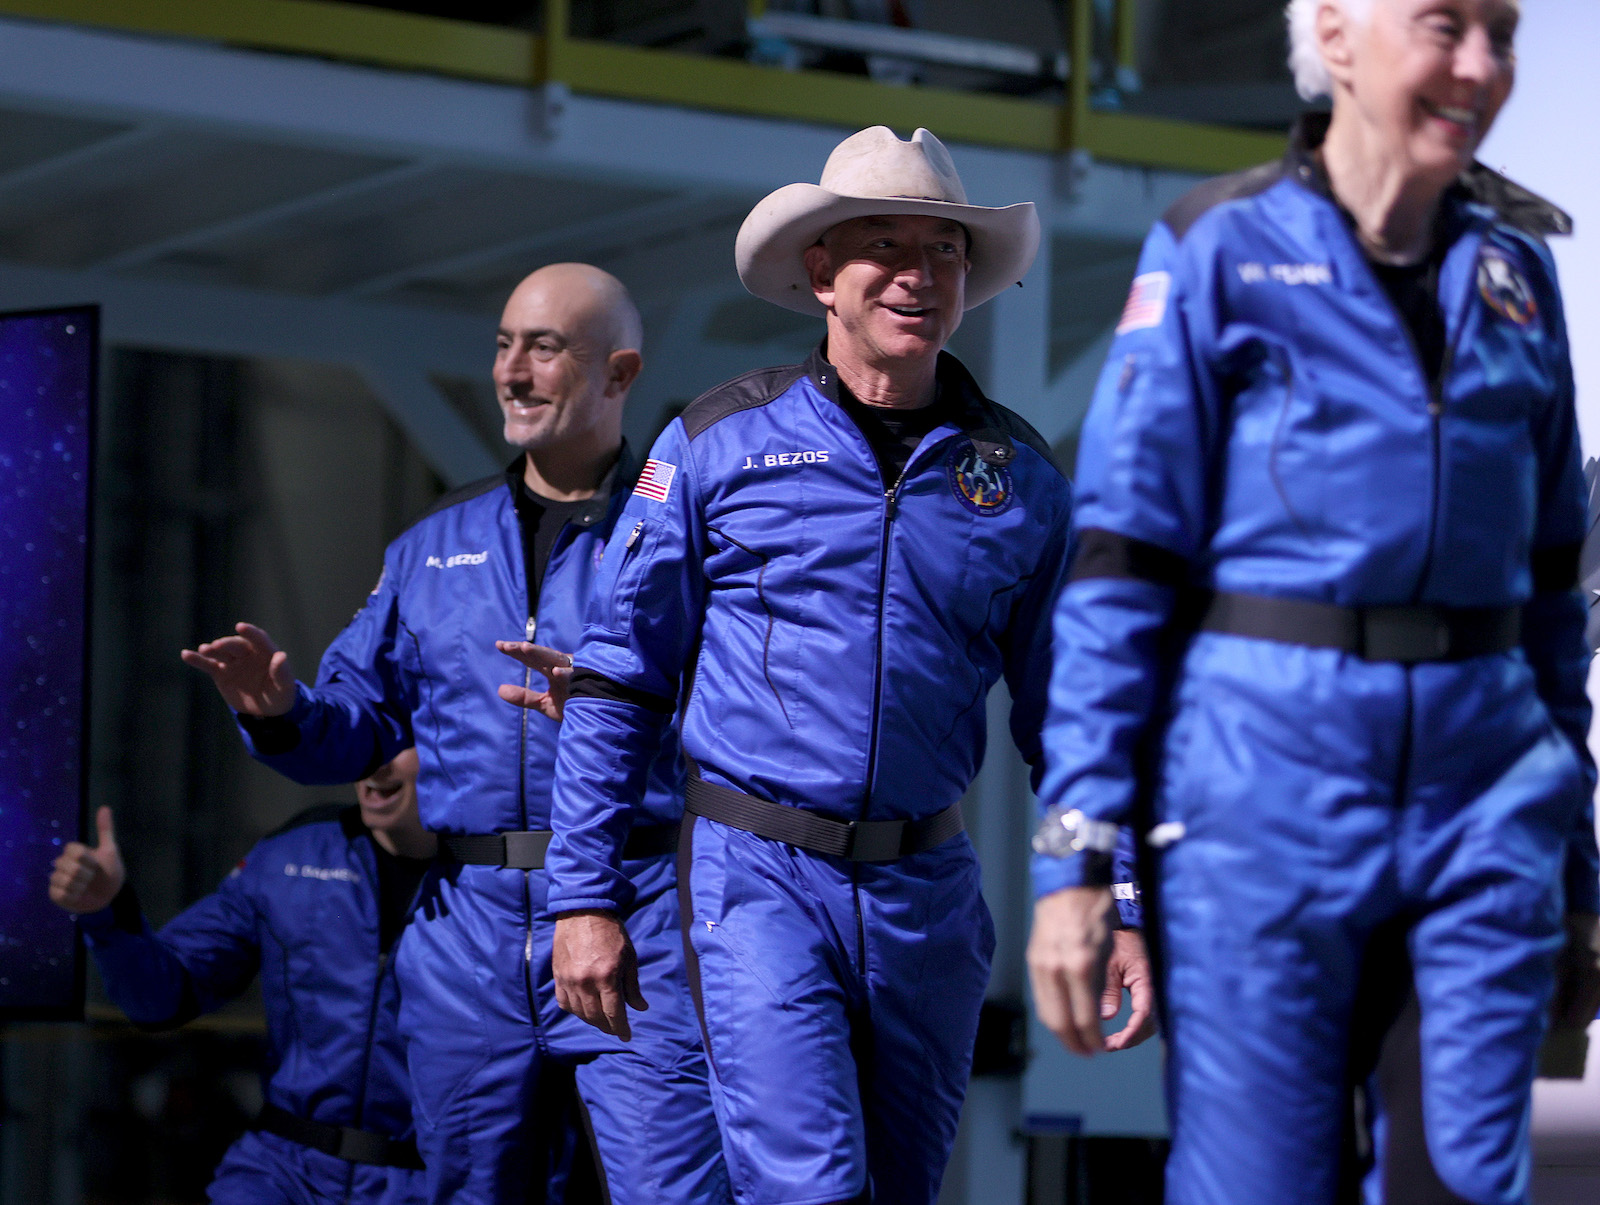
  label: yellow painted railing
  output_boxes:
[0,0,1285,172]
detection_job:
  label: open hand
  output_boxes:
[50,807,125,915]
[496,642,574,721]
[181,623,296,716]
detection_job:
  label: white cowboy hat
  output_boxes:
[735,126,1040,317]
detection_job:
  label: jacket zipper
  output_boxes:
[856,464,914,978]
[349,839,386,1205]
[861,473,907,820]
[1339,223,1470,603]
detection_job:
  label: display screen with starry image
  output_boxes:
[0,306,95,1018]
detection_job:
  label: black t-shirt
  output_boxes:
[835,382,955,488]
[1369,254,1447,391]
[512,479,590,607]
[372,838,431,954]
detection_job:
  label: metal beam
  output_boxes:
[96,159,439,271]
[0,122,161,198]
[357,364,502,487]
[340,189,728,301]
[0,259,501,485]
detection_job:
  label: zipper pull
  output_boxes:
[625,520,644,549]
[1427,400,1443,417]
[526,616,537,641]
[885,489,899,522]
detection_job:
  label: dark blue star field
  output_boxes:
[0,306,95,1017]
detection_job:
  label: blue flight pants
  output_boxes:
[1152,636,1583,1205]
[396,857,728,1205]
[680,817,994,1205]
[207,1129,426,1204]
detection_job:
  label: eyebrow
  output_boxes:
[497,327,566,341]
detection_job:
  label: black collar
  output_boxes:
[503,441,637,530]
[804,344,1017,468]
[1285,110,1571,239]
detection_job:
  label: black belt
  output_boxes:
[684,775,964,862]
[1201,592,1521,663]
[255,1102,422,1170]
[441,824,680,870]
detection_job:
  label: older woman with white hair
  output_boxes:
[1028,1,1600,1202]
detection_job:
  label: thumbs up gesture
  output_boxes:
[49,807,126,915]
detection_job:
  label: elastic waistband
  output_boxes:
[255,1103,422,1170]
[684,775,963,862]
[441,824,680,869]
[1200,592,1520,663]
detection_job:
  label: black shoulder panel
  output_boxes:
[982,402,1065,480]
[1460,163,1572,238]
[265,802,357,840]
[1162,161,1285,243]
[681,363,807,441]
[399,472,506,537]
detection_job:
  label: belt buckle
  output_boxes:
[503,830,553,869]
[1363,606,1451,662]
[845,820,905,862]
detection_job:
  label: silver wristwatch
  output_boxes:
[1031,806,1120,858]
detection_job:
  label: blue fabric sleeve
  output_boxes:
[1523,245,1599,915]
[1034,222,1215,902]
[80,870,261,1026]
[548,419,707,914]
[240,551,413,785]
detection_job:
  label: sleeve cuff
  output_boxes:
[237,707,303,756]
[547,894,631,917]
[79,882,145,938]
[1031,849,1113,899]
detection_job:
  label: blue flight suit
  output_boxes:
[549,349,1127,1204]
[1036,117,1599,1205]
[238,457,726,1205]
[79,805,426,1205]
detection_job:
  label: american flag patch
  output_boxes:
[633,459,677,503]
[1116,271,1170,334]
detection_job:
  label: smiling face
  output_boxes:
[1325,0,1518,181]
[492,264,640,455]
[356,747,420,835]
[804,213,969,376]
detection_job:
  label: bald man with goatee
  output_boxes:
[183,264,728,1205]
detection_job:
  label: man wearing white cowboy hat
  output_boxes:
[542,126,1153,1203]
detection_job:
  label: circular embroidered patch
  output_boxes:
[947,439,1015,516]
[1477,245,1538,327]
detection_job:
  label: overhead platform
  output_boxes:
[0,8,1243,486]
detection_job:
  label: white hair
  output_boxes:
[1286,0,1375,101]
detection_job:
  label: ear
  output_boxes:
[1316,0,1359,91]
[803,242,836,311]
[605,348,643,397]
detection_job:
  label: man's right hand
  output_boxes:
[180,622,297,716]
[1027,885,1117,1057]
[553,910,648,1041]
[50,807,125,915]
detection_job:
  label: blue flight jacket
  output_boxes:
[1036,118,1600,912]
[548,347,1139,919]
[80,806,415,1144]
[235,454,682,839]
